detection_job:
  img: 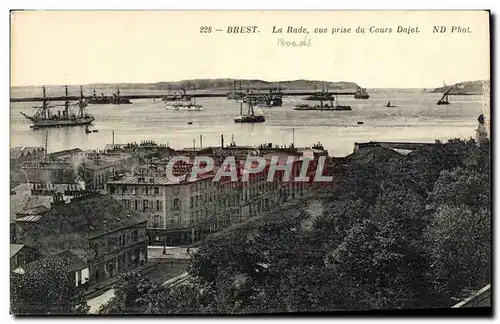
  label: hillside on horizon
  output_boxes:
[432,80,490,95]
[12,79,360,92]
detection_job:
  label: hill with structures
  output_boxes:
[431,80,490,95]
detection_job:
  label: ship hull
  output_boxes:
[293,106,352,111]
[88,98,132,104]
[234,116,265,123]
[32,117,95,128]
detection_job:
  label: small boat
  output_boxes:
[386,101,397,108]
[92,130,98,133]
[235,100,265,123]
[437,89,451,105]
[188,122,193,125]
[357,121,364,125]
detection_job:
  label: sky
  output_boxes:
[10,10,490,88]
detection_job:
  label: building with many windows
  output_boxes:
[14,195,148,288]
[105,148,327,245]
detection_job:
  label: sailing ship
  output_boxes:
[254,87,283,107]
[354,87,370,99]
[88,88,132,104]
[227,81,247,100]
[21,86,95,128]
[234,100,265,123]
[437,89,451,105]
[293,95,352,111]
[386,101,397,107]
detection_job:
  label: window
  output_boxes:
[153,215,160,228]
[156,200,161,211]
[154,187,159,195]
[93,244,99,257]
[145,187,149,196]
[133,187,137,195]
[119,233,126,247]
[122,186,127,195]
[133,229,138,241]
[143,200,149,212]
[134,200,138,210]
[173,198,180,211]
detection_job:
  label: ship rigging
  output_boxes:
[21,85,95,128]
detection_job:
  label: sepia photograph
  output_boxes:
[9,9,491,316]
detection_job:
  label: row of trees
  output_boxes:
[11,138,490,314]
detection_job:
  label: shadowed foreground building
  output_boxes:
[14,195,148,289]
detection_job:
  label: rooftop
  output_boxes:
[25,249,87,273]
[49,148,83,159]
[107,173,215,186]
[10,244,25,258]
[44,195,146,238]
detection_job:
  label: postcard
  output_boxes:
[9,10,491,315]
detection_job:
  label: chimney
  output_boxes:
[221,134,224,148]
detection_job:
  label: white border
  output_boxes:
[3,1,498,323]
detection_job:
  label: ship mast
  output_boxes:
[64,85,69,119]
[41,86,49,119]
[79,85,85,117]
[44,129,48,162]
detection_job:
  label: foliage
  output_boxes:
[99,271,159,314]
[10,256,89,315]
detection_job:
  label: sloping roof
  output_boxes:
[56,250,87,271]
[387,148,414,156]
[49,148,83,159]
[44,195,146,238]
[25,250,87,273]
[10,244,25,258]
[16,215,44,223]
[107,176,178,186]
[12,183,79,194]
[10,147,44,159]
[18,205,50,216]
[24,195,53,210]
[10,192,31,222]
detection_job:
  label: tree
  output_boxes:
[431,167,490,210]
[425,205,490,301]
[10,256,89,315]
[99,271,158,314]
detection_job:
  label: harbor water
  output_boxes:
[10,90,488,157]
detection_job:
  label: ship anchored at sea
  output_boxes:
[294,93,352,111]
[234,99,265,123]
[21,85,95,129]
[354,86,370,99]
[88,88,132,105]
[165,87,204,111]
